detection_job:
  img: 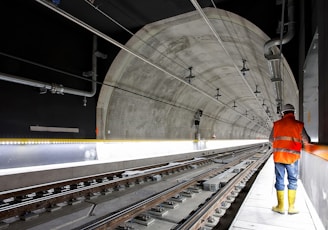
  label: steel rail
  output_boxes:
[0,144,261,200]
[0,144,265,224]
[173,150,272,229]
[0,158,212,220]
[72,150,266,229]
[0,157,205,200]
[77,170,215,230]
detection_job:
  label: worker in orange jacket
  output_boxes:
[269,104,310,214]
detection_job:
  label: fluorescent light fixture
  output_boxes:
[30,126,79,133]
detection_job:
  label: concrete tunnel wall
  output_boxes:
[96,8,298,140]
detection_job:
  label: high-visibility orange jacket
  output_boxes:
[271,113,304,164]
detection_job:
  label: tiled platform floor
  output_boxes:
[229,155,325,230]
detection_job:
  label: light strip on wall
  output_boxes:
[30,126,79,133]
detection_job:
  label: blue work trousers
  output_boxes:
[274,160,299,191]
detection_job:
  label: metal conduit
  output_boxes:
[34,0,269,132]
[0,72,94,97]
[0,35,99,98]
[264,0,295,113]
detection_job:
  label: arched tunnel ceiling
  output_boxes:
[97,7,299,140]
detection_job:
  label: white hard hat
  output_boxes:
[281,104,295,114]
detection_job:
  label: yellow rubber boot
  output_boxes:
[272,190,285,214]
[288,189,299,214]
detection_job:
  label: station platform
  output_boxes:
[229,155,325,230]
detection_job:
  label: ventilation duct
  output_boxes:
[264,0,295,113]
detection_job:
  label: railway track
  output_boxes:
[0,143,270,229]
[77,147,271,230]
[172,150,270,230]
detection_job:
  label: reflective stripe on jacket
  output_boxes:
[272,113,304,164]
